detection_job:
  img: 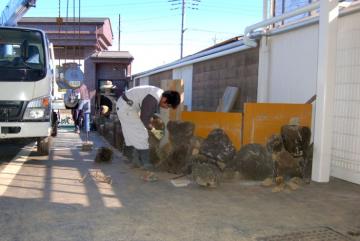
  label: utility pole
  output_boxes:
[212,35,217,45]
[169,0,200,59]
[180,0,185,58]
[118,14,121,51]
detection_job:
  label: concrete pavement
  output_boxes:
[0,128,359,241]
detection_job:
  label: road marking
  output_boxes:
[0,142,35,196]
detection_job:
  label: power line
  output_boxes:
[29,3,261,17]
[168,0,202,59]
[120,42,180,46]
[118,14,121,51]
[71,1,168,7]
[124,14,181,23]
[123,28,178,33]
[195,7,261,16]
[188,28,238,35]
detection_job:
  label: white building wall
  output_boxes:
[261,6,360,184]
[264,24,318,103]
[138,76,149,86]
[331,11,360,184]
[172,65,193,111]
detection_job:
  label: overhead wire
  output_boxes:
[57,0,61,80]
[78,0,81,65]
[73,0,76,62]
[65,0,69,63]
[188,28,238,35]
[29,0,263,61]
[27,0,262,13]
[124,28,178,33]
[125,14,181,23]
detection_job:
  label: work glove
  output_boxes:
[150,128,164,140]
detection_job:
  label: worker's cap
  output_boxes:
[100,80,116,90]
[100,105,110,115]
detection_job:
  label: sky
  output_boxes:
[0,0,264,74]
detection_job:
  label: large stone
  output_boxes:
[200,128,236,167]
[234,143,273,180]
[281,125,311,157]
[266,134,303,180]
[272,150,302,180]
[266,134,283,153]
[154,121,196,174]
[167,120,195,145]
[95,147,113,163]
[302,143,313,181]
[148,115,166,165]
[191,154,221,188]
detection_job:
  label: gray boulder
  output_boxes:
[200,128,236,168]
[234,143,273,180]
[191,154,221,188]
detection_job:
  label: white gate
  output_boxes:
[331,11,360,184]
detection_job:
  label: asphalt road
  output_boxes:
[0,138,35,164]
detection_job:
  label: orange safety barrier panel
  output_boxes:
[242,103,312,145]
[181,111,242,149]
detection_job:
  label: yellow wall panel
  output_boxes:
[243,103,312,145]
[181,111,242,149]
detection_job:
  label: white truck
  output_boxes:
[0,0,55,154]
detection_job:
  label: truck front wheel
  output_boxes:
[37,137,51,155]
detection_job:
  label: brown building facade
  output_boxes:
[18,17,133,112]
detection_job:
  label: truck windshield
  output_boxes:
[0,28,46,81]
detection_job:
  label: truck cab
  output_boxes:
[0,26,55,154]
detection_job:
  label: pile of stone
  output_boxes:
[149,120,313,190]
[153,120,199,174]
[190,128,237,187]
[151,120,237,188]
[235,124,312,192]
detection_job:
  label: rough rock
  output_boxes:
[200,128,236,167]
[272,150,302,180]
[266,134,283,153]
[155,121,197,174]
[261,177,274,187]
[148,115,166,166]
[272,183,286,193]
[281,125,311,157]
[167,120,195,145]
[267,133,310,180]
[191,155,221,188]
[221,169,239,182]
[95,147,113,163]
[270,177,305,193]
[161,144,191,174]
[234,143,273,180]
[302,143,313,182]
